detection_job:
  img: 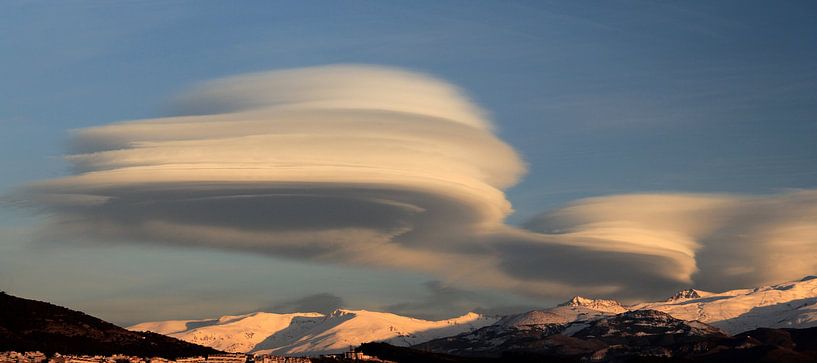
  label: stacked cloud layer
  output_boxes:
[20,65,817,300]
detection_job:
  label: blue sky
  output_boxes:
[1,1,815,325]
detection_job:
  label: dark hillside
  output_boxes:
[0,292,220,358]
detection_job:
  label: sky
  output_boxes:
[1,1,816,326]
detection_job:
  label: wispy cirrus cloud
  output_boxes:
[15,65,817,302]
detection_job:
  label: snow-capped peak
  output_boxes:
[327,308,356,317]
[665,288,710,301]
[558,296,624,311]
[455,311,482,320]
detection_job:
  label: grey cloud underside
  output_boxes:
[384,281,481,320]
[494,240,688,298]
[19,65,817,301]
[48,186,425,235]
[381,280,540,321]
[33,183,495,258]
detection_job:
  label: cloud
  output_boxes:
[18,64,528,293]
[384,281,479,320]
[16,64,817,302]
[25,66,517,247]
[264,293,344,314]
[509,191,817,298]
[384,280,538,320]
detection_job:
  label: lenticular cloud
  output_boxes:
[20,65,817,301]
[25,64,525,266]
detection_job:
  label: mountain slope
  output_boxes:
[130,312,324,353]
[469,276,817,338]
[635,275,817,333]
[130,309,498,355]
[365,326,817,363]
[414,277,817,359]
[494,296,625,331]
[0,292,220,358]
[418,309,729,360]
[409,296,628,357]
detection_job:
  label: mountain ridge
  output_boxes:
[416,308,729,359]
[361,326,817,362]
[634,275,817,333]
[130,308,498,355]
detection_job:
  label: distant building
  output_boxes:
[46,353,66,363]
[206,354,246,363]
[25,353,47,363]
[342,348,395,363]
[4,353,149,363]
[0,351,29,363]
[250,356,283,363]
[65,356,103,363]
[250,355,308,363]
[0,351,48,363]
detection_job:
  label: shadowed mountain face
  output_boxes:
[360,326,817,363]
[413,275,817,357]
[393,313,817,362]
[416,309,728,359]
[0,292,220,358]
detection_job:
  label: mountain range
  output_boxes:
[129,275,817,357]
[2,276,817,361]
[129,309,498,355]
[636,275,817,333]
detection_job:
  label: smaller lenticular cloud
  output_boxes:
[508,191,817,298]
[17,64,817,302]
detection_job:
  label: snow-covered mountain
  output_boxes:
[497,295,626,331]
[410,295,636,356]
[129,276,817,357]
[491,275,817,335]
[416,276,817,357]
[635,275,817,333]
[129,312,325,353]
[129,309,498,355]
[419,308,728,359]
[558,295,627,311]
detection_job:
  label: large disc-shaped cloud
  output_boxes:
[18,65,817,301]
[25,65,524,262]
